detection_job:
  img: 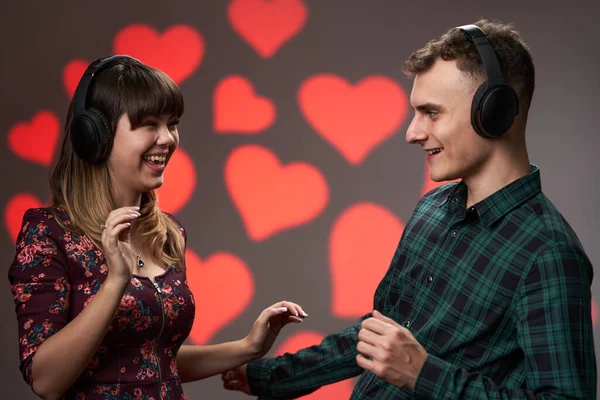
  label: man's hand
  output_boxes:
[222,364,251,395]
[356,310,428,390]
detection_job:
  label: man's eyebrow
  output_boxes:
[413,102,444,112]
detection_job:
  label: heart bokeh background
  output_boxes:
[0,1,598,398]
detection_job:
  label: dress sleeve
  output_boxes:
[7,208,71,387]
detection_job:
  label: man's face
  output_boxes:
[406,58,494,182]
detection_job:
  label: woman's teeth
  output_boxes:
[144,155,166,166]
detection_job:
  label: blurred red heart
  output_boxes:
[214,75,276,134]
[8,111,61,166]
[156,147,196,215]
[274,331,355,399]
[225,145,329,241]
[592,297,598,327]
[63,59,88,98]
[5,193,44,243]
[113,24,204,84]
[299,74,408,165]
[330,202,404,317]
[228,0,308,58]
[186,249,254,344]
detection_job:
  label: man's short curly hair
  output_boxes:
[403,19,535,113]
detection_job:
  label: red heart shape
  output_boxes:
[5,193,43,243]
[420,160,460,196]
[63,59,88,98]
[113,24,205,84]
[274,331,355,399]
[225,145,329,241]
[228,0,308,58]
[214,75,276,134]
[592,298,598,327]
[330,203,404,318]
[298,75,408,165]
[8,111,61,166]
[156,147,196,214]
[186,249,254,344]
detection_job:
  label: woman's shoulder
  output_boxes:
[15,206,74,247]
[12,207,72,268]
[162,211,186,238]
[20,206,70,229]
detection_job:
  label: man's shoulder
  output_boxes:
[525,193,583,248]
[518,192,593,284]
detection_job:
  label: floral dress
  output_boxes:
[8,207,196,399]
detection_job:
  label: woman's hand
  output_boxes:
[101,206,140,285]
[243,301,308,358]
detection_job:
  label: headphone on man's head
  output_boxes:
[70,55,140,163]
[456,24,519,138]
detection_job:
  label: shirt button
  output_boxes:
[452,198,459,203]
[451,230,458,237]
[405,320,411,328]
[427,276,433,283]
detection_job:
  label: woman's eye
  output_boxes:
[141,120,157,127]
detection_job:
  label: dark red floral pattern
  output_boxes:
[8,208,195,399]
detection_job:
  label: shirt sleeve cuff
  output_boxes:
[412,354,456,399]
[247,357,276,396]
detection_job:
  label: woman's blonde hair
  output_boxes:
[49,57,186,269]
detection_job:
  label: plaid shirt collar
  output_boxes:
[440,164,542,227]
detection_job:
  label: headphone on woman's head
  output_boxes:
[456,24,519,138]
[70,55,140,163]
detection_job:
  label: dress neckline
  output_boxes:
[132,265,174,281]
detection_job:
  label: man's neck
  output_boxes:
[463,151,531,209]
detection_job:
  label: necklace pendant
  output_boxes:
[137,256,145,268]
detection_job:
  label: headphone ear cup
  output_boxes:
[471,83,519,138]
[479,85,519,137]
[471,82,490,138]
[87,107,114,162]
[70,108,114,163]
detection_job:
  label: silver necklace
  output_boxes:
[135,248,145,268]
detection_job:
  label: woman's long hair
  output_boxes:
[49,57,186,269]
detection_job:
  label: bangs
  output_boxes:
[118,65,184,129]
[88,60,185,132]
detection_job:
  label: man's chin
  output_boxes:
[429,173,451,183]
[430,171,460,183]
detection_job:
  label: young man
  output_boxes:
[222,19,596,399]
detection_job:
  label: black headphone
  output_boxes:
[457,24,519,138]
[70,55,140,163]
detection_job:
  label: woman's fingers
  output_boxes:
[258,302,308,327]
[102,207,140,231]
[101,207,141,250]
[274,301,308,319]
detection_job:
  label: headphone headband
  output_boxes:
[455,24,519,138]
[72,55,138,115]
[70,55,140,163]
[456,25,504,85]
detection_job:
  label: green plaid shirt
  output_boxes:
[247,165,596,399]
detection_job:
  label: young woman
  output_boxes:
[8,55,307,400]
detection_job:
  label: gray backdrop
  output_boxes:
[1,0,598,399]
